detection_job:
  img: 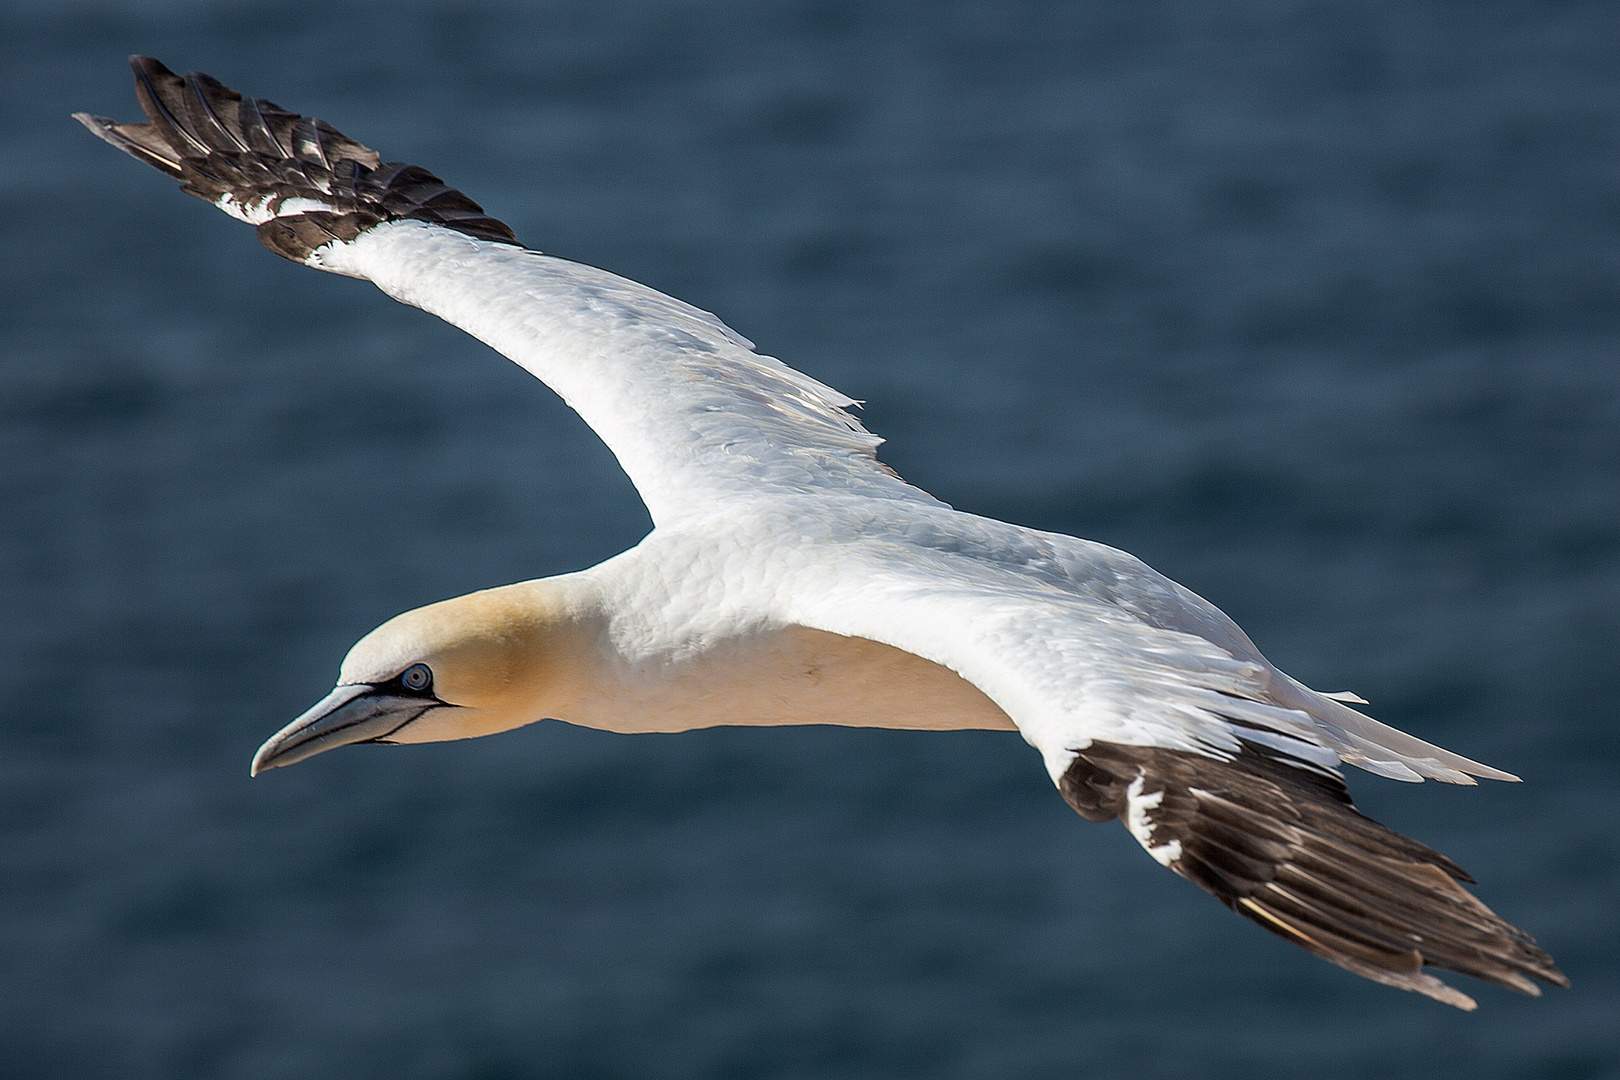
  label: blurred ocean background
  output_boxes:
[1,1,1616,1076]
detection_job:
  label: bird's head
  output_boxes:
[250,579,597,775]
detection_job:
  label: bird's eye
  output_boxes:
[401,663,433,692]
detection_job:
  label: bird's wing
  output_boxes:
[740,497,1565,1008]
[75,56,930,527]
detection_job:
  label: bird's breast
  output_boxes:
[562,624,1017,735]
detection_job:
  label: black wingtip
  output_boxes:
[70,56,192,178]
[1061,740,1568,1008]
[72,110,184,177]
[79,55,521,260]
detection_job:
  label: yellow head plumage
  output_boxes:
[252,577,599,773]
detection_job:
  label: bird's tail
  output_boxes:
[1267,674,1522,785]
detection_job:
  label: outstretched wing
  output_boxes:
[745,499,1566,1008]
[76,56,933,526]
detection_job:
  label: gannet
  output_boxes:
[77,56,1567,1010]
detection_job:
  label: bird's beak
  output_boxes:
[250,684,440,776]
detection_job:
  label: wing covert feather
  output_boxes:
[320,222,935,524]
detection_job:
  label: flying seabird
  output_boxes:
[77,56,1567,1010]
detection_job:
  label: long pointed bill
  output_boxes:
[251,684,439,776]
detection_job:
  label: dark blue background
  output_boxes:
[2,2,1615,1076]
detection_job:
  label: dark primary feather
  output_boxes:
[74,56,518,261]
[1062,740,1567,1009]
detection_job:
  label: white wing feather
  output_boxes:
[713,496,1514,784]
[318,221,932,525]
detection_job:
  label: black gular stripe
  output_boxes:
[1060,739,1568,1007]
[77,56,519,262]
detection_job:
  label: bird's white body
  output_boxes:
[564,615,1016,736]
[76,57,1565,1009]
[321,222,1500,786]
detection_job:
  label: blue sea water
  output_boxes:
[1,2,1616,1076]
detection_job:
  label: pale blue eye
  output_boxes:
[401,664,432,692]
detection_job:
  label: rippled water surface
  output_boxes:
[2,2,1616,1077]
